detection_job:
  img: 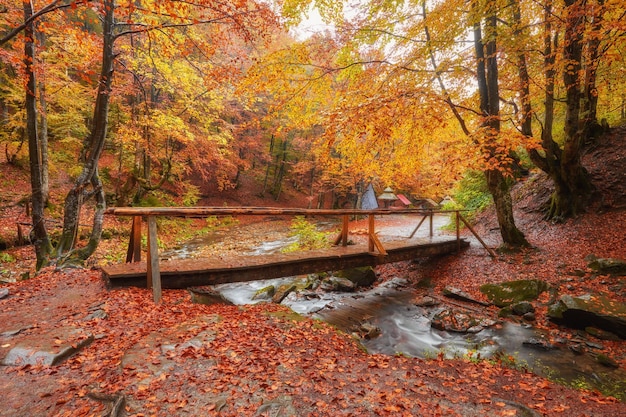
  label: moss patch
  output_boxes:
[480,279,549,307]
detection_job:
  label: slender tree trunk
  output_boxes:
[35,26,49,204]
[272,139,288,200]
[512,0,532,139]
[581,0,605,138]
[261,134,275,196]
[38,81,49,204]
[56,0,114,261]
[475,1,528,247]
[24,0,51,269]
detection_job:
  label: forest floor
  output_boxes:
[0,127,625,416]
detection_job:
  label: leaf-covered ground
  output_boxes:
[1,128,625,415]
[0,265,623,417]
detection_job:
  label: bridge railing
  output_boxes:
[105,206,494,302]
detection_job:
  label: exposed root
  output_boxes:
[492,397,542,417]
[88,392,126,417]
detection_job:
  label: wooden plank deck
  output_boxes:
[102,237,469,289]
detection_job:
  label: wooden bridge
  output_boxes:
[101,207,490,303]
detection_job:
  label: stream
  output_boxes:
[165,215,625,392]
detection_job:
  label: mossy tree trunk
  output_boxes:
[24,0,52,269]
[56,0,115,263]
[518,0,596,221]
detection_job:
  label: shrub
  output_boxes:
[282,216,332,252]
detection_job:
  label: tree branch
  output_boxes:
[0,0,88,46]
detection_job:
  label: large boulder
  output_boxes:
[320,276,356,292]
[431,309,495,333]
[480,279,550,307]
[252,285,275,301]
[335,267,377,288]
[548,294,626,339]
[586,255,626,276]
[189,288,232,305]
[272,283,297,303]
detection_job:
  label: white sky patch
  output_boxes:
[290,6,333,40]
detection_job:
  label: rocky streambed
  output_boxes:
[172,216,626,397]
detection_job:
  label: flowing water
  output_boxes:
[172,215,625,393]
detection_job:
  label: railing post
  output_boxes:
[367,213,388,255]
[456,210,461,251]
[126,215,142,263]
[409,214,427,238]
[429,210,433,237]
[341,215,349,246]
[146,216,162,303]
[368,214,375,252]
[457,213,497,258]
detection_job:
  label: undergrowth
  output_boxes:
[282,216,333,253]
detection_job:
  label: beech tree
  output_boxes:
[276,0,624,243]
[1,0,277,267]
[273,0,528,246]
[23,0,52,268]
[509,0,624,220]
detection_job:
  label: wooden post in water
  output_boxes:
[146,216,162,303]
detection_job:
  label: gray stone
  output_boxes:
[189,288,232,305]
[548,294,626,339]
[585,341,604,350]
[272,283,297,303]
[587,255,626,276]
[321,277,356,292]
[442,287,489,306]
[431,309,480,333]
[335,267,377,287]
[522,337,555,350]
[85,309,107,320]
[595,353,619,368]
[255,395,297,416]
[414,296,439,307]
[0,325,31,338]
[569,344,585,355]
[480,279,550,307]
[1,332,94,366]
[0,288,8,299]
[251,285,275,301]
[585,326,621,341]
[358,323,381,339]
[511,301,535,316]
[522,312,536,322]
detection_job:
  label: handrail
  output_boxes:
[104,206,461,217]
[104,207,485,303]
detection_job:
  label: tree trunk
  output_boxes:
[24,0,52,269]
[35,25,49,204]
[261,134,275,196]
[548,0,594,220]
[474,1,528,247]
[38,80,49,204]
[56,0,115,261]
[581,0,605,139]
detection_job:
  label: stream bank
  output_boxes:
[172,215,625,398]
